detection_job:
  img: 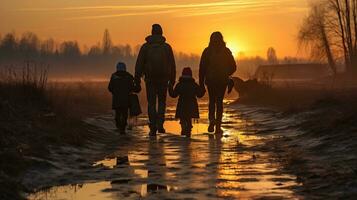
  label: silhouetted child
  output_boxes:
[169,67,205,137]
[108,62,136,134]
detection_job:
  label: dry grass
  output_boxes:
[0,62,50,199]
[47,81,111,118]
[236,83,357,113]
[0,62,113,199]
[0,61,49,104]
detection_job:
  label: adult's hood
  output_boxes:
[179,76,195,82]
[145,35,166,44]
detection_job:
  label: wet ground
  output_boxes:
[27,101,303,200]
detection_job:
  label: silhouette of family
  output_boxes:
[108,24,236,137]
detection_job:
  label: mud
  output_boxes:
[26,101,304,200]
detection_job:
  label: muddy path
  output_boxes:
[26,102,303,200]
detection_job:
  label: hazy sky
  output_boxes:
[0,0,309,57]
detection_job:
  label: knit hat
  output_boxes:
[116,62,126,71]
[182,67,192,77]
[152,24,163,35]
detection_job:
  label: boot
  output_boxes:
[215,123,223,134]
[157,124,166,133]
[208,121,215,133]
[119,127,126,135]
[149,128,157,137]
[181,130,186,136]
[186,130,192,138]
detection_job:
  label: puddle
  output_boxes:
[28,102,302,200]
[29,182,116,200]
[28,181,177,200]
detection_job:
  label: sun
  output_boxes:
[226,42,242,58]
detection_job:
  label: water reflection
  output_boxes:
[29,182,118,200]
[28,103,301,200]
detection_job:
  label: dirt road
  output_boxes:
[27,102,302,200]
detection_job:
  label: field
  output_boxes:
[1,64,357,199]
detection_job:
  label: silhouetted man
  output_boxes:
[135,24,176,136]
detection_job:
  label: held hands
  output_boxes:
[168,80,175,87]
[198,84,206,98]
[133,78,142,93]
[168,80,175,98]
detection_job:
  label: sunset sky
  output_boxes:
[0,0,309,57]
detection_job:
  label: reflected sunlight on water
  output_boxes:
[28,101,301,200]
[29,182,116,200]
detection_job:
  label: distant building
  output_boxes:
[255,63,332,82]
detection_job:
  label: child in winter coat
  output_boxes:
[108,62,138,134]
[169,67,205,137]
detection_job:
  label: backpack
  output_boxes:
[205,48,231,83]
[145,43,170,80]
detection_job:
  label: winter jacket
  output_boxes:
[199,46,237,86]
[135,35,176,84]
[170,77,204,119]
[108,71,134,109]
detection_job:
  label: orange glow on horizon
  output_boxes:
[0,0,309,57]
[226,39,245,58]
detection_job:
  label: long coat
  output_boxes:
[170,77,204,119]
[199,46,237,86]
[108,71,134,109]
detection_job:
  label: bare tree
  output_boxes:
[88,44,102,57]
[60,41,81,58]
[328,0,357,71]
[19,32,40,56]
[0,33,17,58]
[267,47,278,64]
[102,29,112,55]
[298,3,337,75]
[40,38,55,56]
[299,0,357,74]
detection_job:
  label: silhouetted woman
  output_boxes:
[199,32,237,134]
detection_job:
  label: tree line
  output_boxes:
[0,29,201,78]
[0,29,134,61]
[0,29,306,79]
